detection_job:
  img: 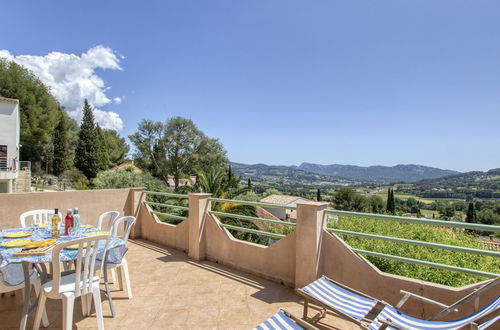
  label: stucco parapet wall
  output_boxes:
[189,193,212,197]
[295,201,329,208]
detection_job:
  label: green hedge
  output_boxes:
[327,216,499,287]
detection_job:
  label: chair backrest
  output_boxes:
[110,216,136,244]
[431,277,500,320]
[97,211,120,231]
[47,235,110,299]
[373,297,500,330]
[20,210,62,228]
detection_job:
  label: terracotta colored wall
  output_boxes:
[320,231,498,319]
[0,188,139,229]
[6,189,494,319]
[204,213,296,286]
[137,203,189,252]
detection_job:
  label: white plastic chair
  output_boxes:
[96,211,119,284]
[33,235,110,330]
[20,210,62,228]
[96,211,120,232]
[103,216,136,299]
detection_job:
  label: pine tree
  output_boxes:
[52,110,69,176]
[466,202,476,223]
[95,124,110,171]
[317,188,321,202]
[75,100,100,179]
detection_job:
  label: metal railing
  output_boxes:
[324,209,500,279]
[140,191,500,279]
[0,157,17,171]
[143,191,189,223]
[207,197,296,240]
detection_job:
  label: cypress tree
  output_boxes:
[247,178,252,189]
[75,100,100,179]
[386,188,395,214]
[386,188,392,213]
[52,110,69,176]
[390,189,396,214]
[95,124,110,171]
[466,202,476,223]
[317,188,321,202]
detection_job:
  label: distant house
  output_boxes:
[0,97,30,193]
[260,194,311,221]
[109,162,143,174]
[166,176,197,187]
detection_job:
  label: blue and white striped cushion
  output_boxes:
[253,311,303,330]
[479,315,500,330]
[368,297,500,330]
[301,277,378,321]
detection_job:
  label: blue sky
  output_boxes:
[1,1,499,172]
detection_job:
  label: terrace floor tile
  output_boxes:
[0,239,361,329]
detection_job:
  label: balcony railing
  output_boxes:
[143,191,189,223]
[0,157,17,171]
[140,191,500,281]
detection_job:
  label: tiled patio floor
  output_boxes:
[0,239,361,329]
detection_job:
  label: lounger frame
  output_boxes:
[297,275,388,327]
[280,309,320,330]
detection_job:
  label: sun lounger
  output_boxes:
[298,276,387,325]
[253,309,319,330]
[370,296,500,329]
[298,276,499,329]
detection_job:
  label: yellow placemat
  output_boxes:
[80,224,93,229]
[23,239,56,249]
[0,239,33,248]
[84,231,109,237]
[64,243,89,250]
[37,223,48,228]
[3,231,32,238]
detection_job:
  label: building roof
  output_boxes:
[260,194,309,205]
[109,162,143,173]
[0,97,19,104]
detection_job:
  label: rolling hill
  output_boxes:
[297,163,459,183]
[398,168,500,199]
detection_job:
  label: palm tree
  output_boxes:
[190,167,266,244]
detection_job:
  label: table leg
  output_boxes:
[19,262,31,330]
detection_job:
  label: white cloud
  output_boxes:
[0,46,124,130]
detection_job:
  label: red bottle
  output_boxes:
[64,209,74,235]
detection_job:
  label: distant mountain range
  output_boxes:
[295,163,459,183]
[231,162,459,184]
[230,162,355,189]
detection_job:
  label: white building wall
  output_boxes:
[0,100,20,164]
[0,99,20,192]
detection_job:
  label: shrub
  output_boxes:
[93,168,166,190]
[327,215,499,287]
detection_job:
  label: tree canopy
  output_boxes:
[0,59,76,172]
[129,117,228,188]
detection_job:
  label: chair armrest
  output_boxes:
[396,290,451,310]
[377,318,405,330]
[280,309,320,330]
